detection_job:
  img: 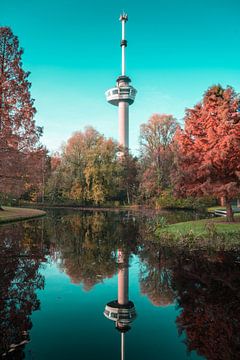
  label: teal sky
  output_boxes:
[2,0,240,154]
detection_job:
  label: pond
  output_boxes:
[1,209,240,359]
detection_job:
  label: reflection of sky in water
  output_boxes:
[25,254,201,360]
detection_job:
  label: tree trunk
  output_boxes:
[220,196,226,207]
[126,187,130,205]
[237,199,240,208]
[226,201,234,222]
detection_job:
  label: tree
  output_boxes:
[46,134,140,205]
[139,114,179,203]
[0,27,43,204]
[174,85,240,221]
[45,153,63,202]
[20,148,50,202]
[46,127,121,205]
[118,149,139,204]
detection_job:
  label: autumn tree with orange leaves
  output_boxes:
[174,85,240,221]
[46,127,123,204]
[0,27,44,205]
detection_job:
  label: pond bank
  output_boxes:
[0,206,46,224]
[154,215,240,250]
[158,215,240,235]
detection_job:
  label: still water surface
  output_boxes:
[1,209,240,359]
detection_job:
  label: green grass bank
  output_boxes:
[155,214,240,250]
[159,215,240,236]
[0,206,46,224]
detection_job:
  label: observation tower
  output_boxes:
[104,249,136,360]
[105,13,137,150]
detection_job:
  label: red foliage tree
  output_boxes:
[174,85,240,221]
[0,27,43,203]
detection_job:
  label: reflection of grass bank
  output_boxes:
[0,206,46,224]
[155,215,240,250]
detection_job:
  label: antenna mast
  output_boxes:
[120,13,128,76]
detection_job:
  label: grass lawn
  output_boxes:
[208,206,240,213]
[159,215,240,236]
[154,214,240,250]
[207,206,226,212]
[0,206,46,224]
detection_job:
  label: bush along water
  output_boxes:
[156,190,216,210]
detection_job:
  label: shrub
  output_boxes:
[156,190,216,210]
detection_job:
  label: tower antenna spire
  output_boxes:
[119,12,128,75]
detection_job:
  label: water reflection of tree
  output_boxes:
[138,242,175,306]
[0,222,47,358]
[45,211,138,290]
[139,239,240,359]
[173,251,240,360]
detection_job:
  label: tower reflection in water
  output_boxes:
[104,249,136,360]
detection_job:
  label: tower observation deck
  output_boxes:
[105,13,137,150]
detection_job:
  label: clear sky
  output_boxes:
[2,0,240,154]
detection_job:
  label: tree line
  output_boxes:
[1,27,240,220]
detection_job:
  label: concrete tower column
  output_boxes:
[117,250,129,305]
[118,266,129,305]
[119,101,129,149]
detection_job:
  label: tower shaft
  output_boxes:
[119,102,129,149]
[117,249,129,305]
